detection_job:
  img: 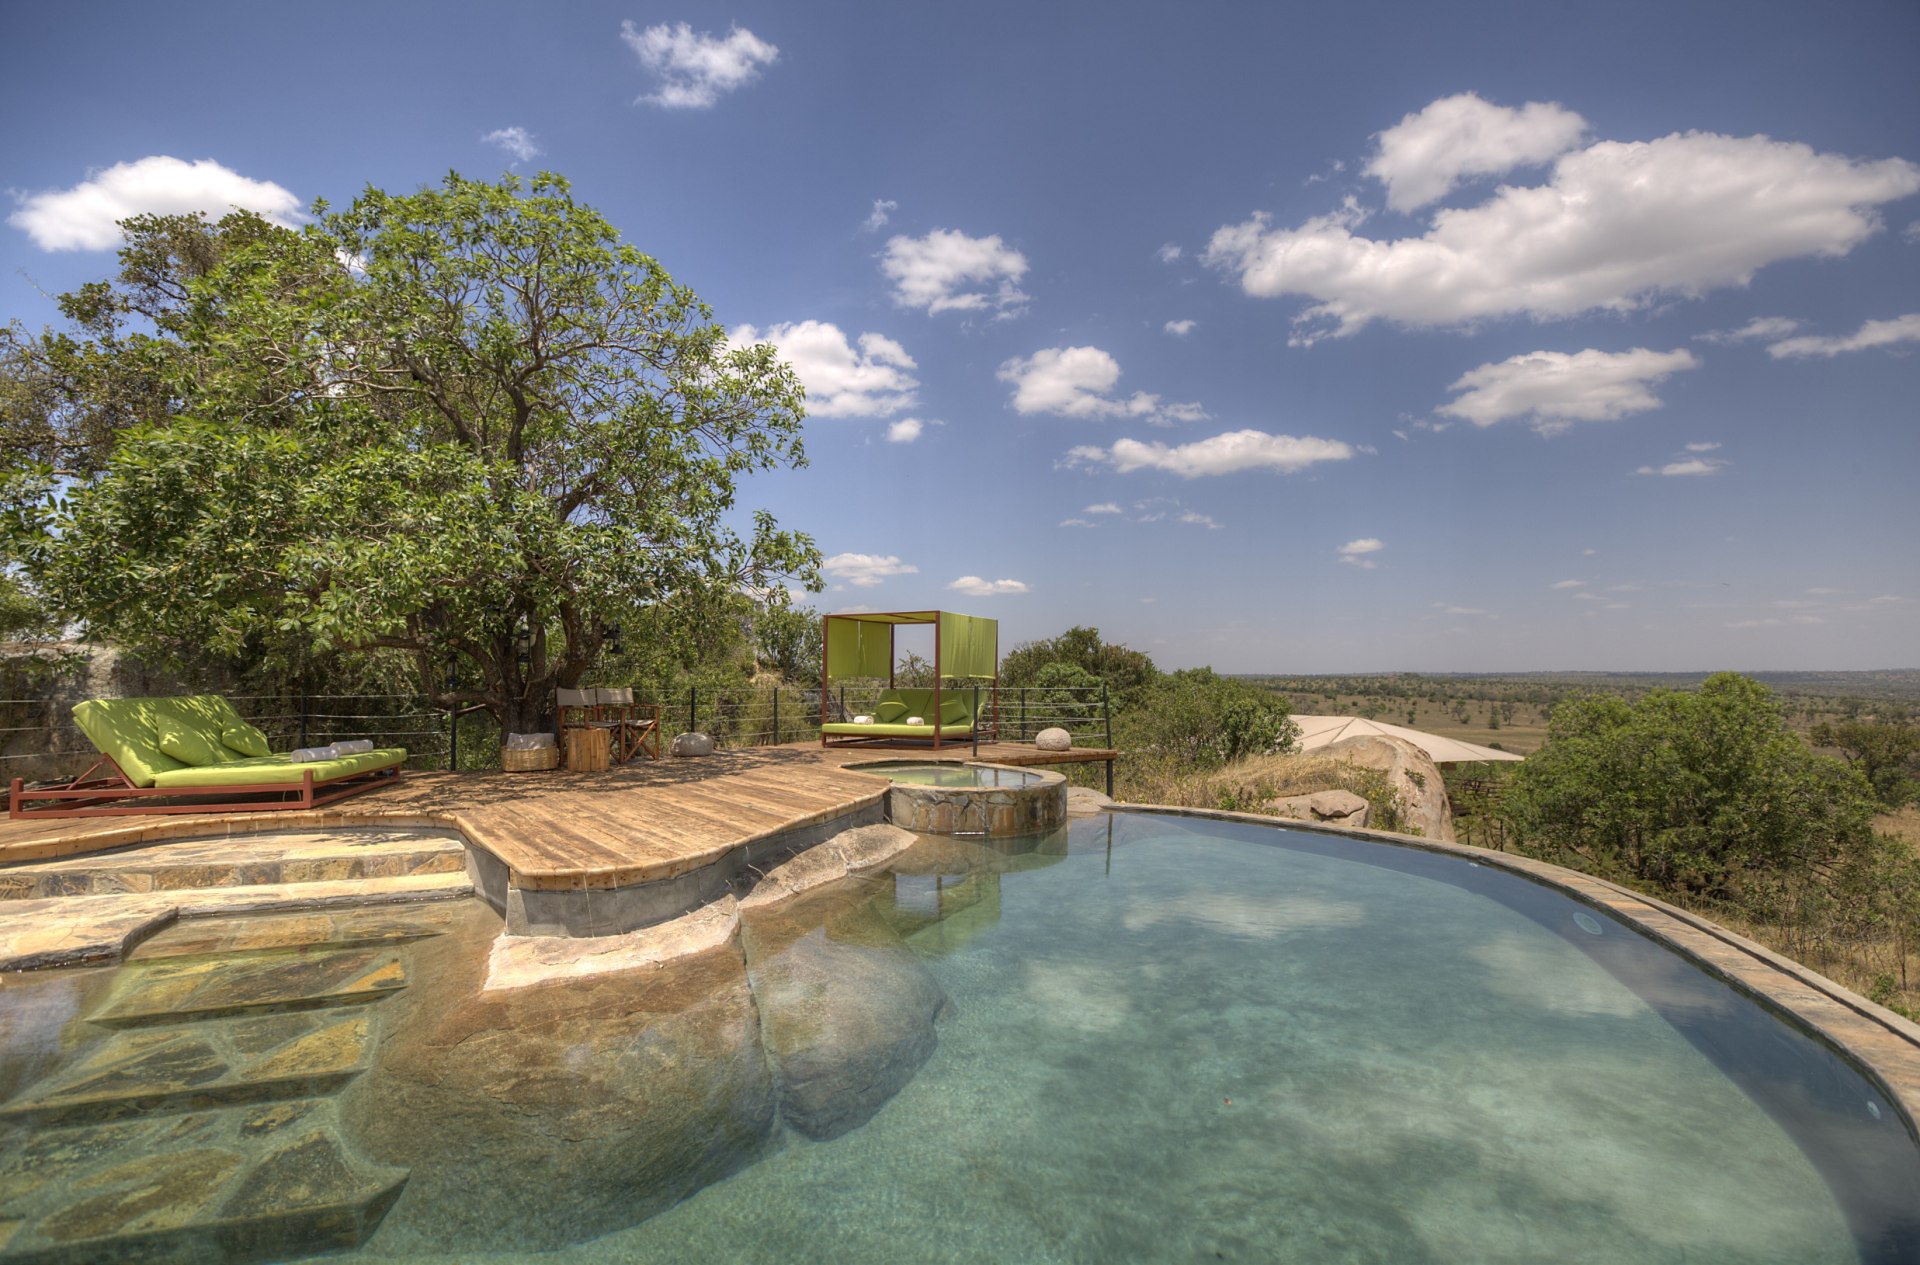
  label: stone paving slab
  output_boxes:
[1,1012,372,1127]
[0,874,472,972]
[90,949,407,1028]
[127,903,460,963]
[0,1098,405,1265]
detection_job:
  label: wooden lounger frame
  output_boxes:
[8,752,404,820]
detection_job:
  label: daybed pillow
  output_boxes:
[875,700,910,724]
[939,697,969,725]
[222,722,271,758]
[156,713,234,767]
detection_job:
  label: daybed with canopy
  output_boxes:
[818,610,998,749]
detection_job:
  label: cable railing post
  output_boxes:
[772,686,780,746]
[972,685,980,758]
[1020,687,1027,740]
[689,686,697,736]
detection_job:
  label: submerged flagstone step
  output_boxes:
[127,901,461,963]
[0,873,473,972]
[0,828,467,902]
[0,1098,406,1265]
[89,947,408,1028]
[0,1011,374,1128]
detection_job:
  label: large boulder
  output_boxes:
[341,919,777,1252]
[669,731,715,757]
[1320,734,1454,842]
[1034,727,1072,752]
[1267,789,1370,828]
[742,891,951,1141]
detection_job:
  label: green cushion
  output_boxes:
[821,722,974,738]
[155,710,234,767]
[150,748,406,789]
[939,697,970,725]
[875,700,909,724]
[222,722,271,758]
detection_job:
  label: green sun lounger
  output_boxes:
[819,688,984,746]
[8,695,407,819]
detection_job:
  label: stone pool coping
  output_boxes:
[843,760,1068,837]
[1109,802,1920,1146]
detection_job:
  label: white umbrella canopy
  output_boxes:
[1290,715,1524,764]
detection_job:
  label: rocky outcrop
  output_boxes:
[1266,789,1370,828]
[741,889,951,1142]
[1320,734,1454,841]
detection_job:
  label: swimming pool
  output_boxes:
[851,761,1043,788]
[5,810,1915,1263]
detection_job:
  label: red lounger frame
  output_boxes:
[8,753,404,820]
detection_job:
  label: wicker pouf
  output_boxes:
[501,745,560,772]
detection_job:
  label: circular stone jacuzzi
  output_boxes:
[850,760,1067,837]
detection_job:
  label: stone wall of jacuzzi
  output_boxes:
[851,762,1067,837]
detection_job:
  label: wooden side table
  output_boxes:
[564,727,611,772]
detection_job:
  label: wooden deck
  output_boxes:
[0,740,1113,893]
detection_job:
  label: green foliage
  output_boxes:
[3,173,820,731]
[1503,673,1876,902]
[1000,625,1156,706]
[752,602,821,685]
[1120,668,1300,772]
[1812,719,1920,807]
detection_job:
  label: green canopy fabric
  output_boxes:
[822,610,998,683]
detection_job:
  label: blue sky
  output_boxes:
[4,0,1917,672]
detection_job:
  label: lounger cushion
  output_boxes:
[875,699,910,723]
[156,712,235,767]
[149,748,406,789]
[73,695,408,791]
[222,722,271,758]
[820,722,975,738]
[938,697,969,726]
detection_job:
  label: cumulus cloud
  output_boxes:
[1551,580,1588,590]
[885,418,925,443]
[731,320,917,417]
[1338,538,1385,568]
[1695,315,1801,344]
[949,576,1029,597]
[621,21,778,109]
[1066,430,1354,478]
[1436,604,1494,617]
[882,228,1029,316]
[1179,510,1223,529]
[1157,243,1182,263]
[1684,441,1721,452]
[1438,347,1698,435]
[862,198,897,232]
[1084,502,1122,514]
[1205,127,1920,341]
[1164,319,1197,337]
[1059,517,1098,528]
[482,127,541,163]
[1636,457,1726,477]
[998,346,1204,423]
[1767,313,1920,358]
[822,553,917,587]
[9,155,303,251]
[1366,92,1587,212]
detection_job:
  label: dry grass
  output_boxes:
[1877,804,1920,850]
[1117,751,1408,831]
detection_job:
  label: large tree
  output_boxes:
[2,172,819,731]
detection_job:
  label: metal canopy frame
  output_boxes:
[819,609,999,750]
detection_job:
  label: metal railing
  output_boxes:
[0,681,1115,779]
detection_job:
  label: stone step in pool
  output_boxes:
[90,947,409,1028]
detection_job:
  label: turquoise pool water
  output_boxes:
[6,812,1916,1263]
[854,760,1043,788]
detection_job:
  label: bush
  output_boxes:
[1119,668,1299,773]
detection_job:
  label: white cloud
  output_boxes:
[1728,616,1825,628]
[1551,580,1588,589]
[822,553,917,587]
[1696,316,1801,344]
[1436,604,1494,617]
[1338,538,1384,568]
[1178,510,1223,529]
[1157,243,1182,263]
[621,21,778,109]
[949,576,1029,597]
[1366,92,1587,212]
[1084,502,1122,515]
[1205,128,1920,341]
[482,127,541,163]
[9,155,303,251]
[882,228,1029,316]
[1438,347,1698,435]
[1767,313,1920,359]
[1066,429,1354,478]
[862,199,898,232]
[885,418,925,444]
[998,346,1204,423]
[1637,457,1726,477]
[731,320,917,417]
[1058,517,1098,528]
[1164,319,1197,337]
[1683,441,1721,452]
